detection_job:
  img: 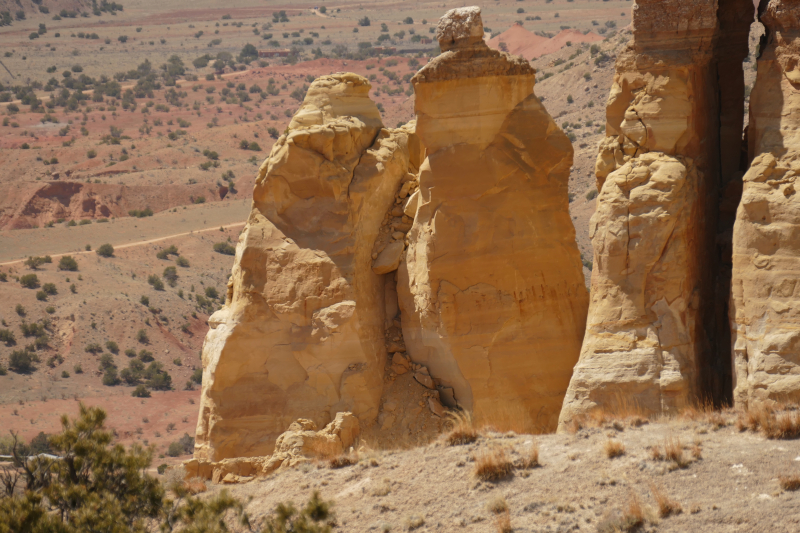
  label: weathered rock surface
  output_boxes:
[193,73,419,461]
[730,0,800,408]
[185,412,360,482]
[559,0,755,428]
[401,7,589,433]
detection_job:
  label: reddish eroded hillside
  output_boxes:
[487,24,603,60]
[0,180,226,229]
[0,57,417,230]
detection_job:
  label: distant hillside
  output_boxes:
[487,24,604,60]
[0,0,114,20]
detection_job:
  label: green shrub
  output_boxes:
[132,384,151,397]
[96,243,114,257]
[20,274,40,289]
[136,329,149,344]
[140,295,150,306]
[176,256,190,267]
[105,341,119,354]
[213,242,235,255]
[9,349,36,373]
[61,370,70,378]
[191,367,203,385]
[74,364,83,374]
[85,343,103,354]
[42,283,57,295]
[36,291,47,301]
[148,275,165,291]
[586,189,599,201]
[58,255,79,271]
[125,348,137,358]
[162,266,178,287]
[102,366,120,386]
[0,329,16,346]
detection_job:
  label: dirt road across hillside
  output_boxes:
[0,199,251,263]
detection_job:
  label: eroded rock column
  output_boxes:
[401,7,589,433]
[558,0,756,427]
[731,0,800,408]
[194,74,418,461]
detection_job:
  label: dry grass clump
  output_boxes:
[664,436,690,468]
[487,495,509,514]
[519,440,539,469]
[329,453,358,469]
[183,477,208,495]
[493,510,512,533]
[446,411,479,446]
[603,439,625,459]
[780,475,800,491]
[404,515,424,530]
[474,447,514,482]
[649,483,682,517]
[736,403,800,439]
[649,445,663,461]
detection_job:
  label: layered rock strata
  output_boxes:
[730,0,800,407]
[559,0,755,428]
[193,73,420,461]
[401,7,589,433]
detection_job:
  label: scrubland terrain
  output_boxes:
[0,1,785,532]
[209,407,800,532]
[0,0,636,424]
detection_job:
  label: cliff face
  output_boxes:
[194,73,419,461]
[559,0,755,428]
[402,7,589,433]
[730,0,800,408]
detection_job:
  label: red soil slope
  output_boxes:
[487,25,604,60]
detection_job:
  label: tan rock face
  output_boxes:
[731,0,800,407]
[559,0,755,428]
[194,73,418,461]
[402,7,589,433]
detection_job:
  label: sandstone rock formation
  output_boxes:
[194,73,420,462]
[559,0,756,428]
[185,412,360,482]
[730,0,800,407]
[401,7,589,433]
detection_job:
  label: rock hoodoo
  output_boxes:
[193,73,421,461]
[401,7,589,433]
[730,0,800,408]
[193,6,586,461]
[559,0,756,428]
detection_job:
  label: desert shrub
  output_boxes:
[136,329,149,344]
[261,491,333,533]
[85,343,103,354]
[145,362,172,390]
[36,291,47,301]
[586,189,598,201]
[204,286,218,299]
[191,367,203,385]
[0,329,16,346]
[20,274,40,289]
[176,256,190,267]
[45,306,55,314]
[58,255,78,271]
[42,283,57,295]
[140,295,150,306]
[24,256,48,270]
[147,275,165,291]
[0,273,6,282]
[9,349,36,373]
[138,350,154,363]
[99,354,115,370]
[213,242,236,255]
[96,243,114,257]
[105,340,119,354]
[132,384,151,397]
[102,366,120,386]
[61,370,69,378]
[155,245,178,260]
[167,441,183,457]
[162,266,178,287]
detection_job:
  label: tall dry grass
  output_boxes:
[473,447,514,482]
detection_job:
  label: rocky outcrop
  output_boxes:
[193,73,420,461]
[559,0,755,428]
[185,412,360,482]
[401,7,589,433]
[730,0,800,408]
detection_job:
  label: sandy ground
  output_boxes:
[208,411,800,532]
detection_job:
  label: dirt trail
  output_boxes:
[0,198,251,263]
[0,221,246,266]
